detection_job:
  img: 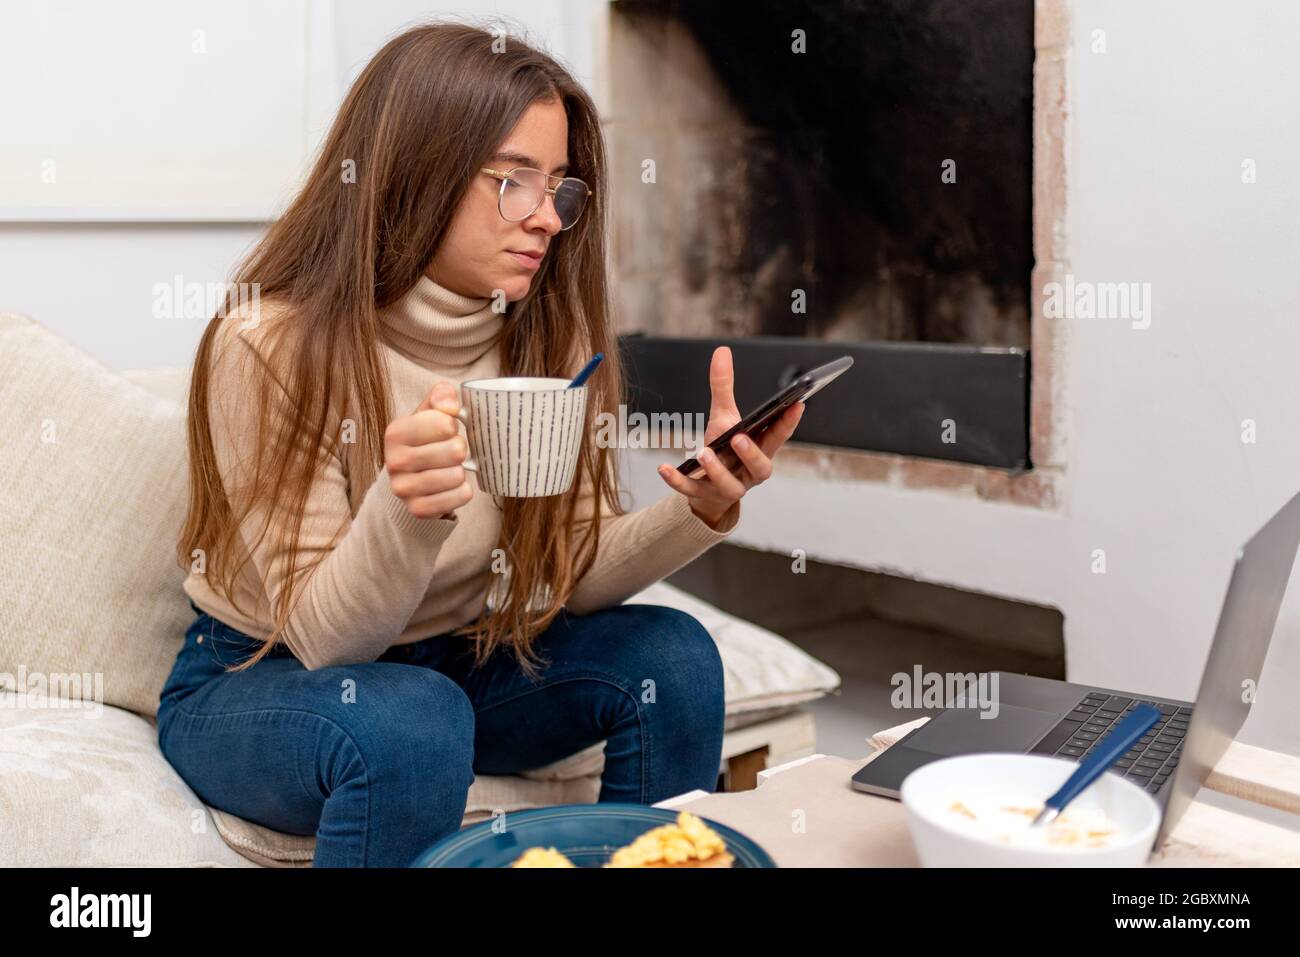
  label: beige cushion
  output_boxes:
[119,366,192,406]
[0,312,191,719]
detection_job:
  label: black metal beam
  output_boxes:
[618,335,1030,470]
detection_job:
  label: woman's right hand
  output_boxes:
[384,381,474,520]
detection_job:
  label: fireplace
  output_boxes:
[603,0,1067,485]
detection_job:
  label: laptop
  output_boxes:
[851,486,1300,850]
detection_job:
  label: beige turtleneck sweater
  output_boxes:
[182,276,739,671]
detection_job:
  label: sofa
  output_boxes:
[0,309,841,867]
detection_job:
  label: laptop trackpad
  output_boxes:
[917,704,1062,755]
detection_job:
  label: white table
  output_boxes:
[654,720,1300,867]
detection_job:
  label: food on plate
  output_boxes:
[510,846,577,867]
[604,810,735,868]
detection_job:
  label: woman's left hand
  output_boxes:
[657,346,804,529]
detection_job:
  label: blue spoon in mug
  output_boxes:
[568,352,604,388]
[1031,703,1163,828]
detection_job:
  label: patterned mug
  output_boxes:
[454,378,587,497]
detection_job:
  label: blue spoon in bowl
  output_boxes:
[1031,703,1163,828]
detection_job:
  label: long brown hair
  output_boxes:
[178,22,624,679]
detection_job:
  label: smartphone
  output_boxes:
[674,355,854,478]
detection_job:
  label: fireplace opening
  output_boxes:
[608,0,1037,468]
[669,543,1066,756]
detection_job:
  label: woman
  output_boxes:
[156,22,804,867]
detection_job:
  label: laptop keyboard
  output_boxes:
[1029,693,1192,795]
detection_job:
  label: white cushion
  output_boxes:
[0,694,256,867]
[626,581,841,717]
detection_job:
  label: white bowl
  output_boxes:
[900,753,1161,867]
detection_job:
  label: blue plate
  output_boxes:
[411,803,777,868]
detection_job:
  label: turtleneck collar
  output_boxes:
[377,274,505,368]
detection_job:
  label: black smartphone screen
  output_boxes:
[674,355,853,478]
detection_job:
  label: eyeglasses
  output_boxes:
[480,166,591,230]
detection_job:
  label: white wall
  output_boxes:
[630,0,1300,755]
[0,0,604,371]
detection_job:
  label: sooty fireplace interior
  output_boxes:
[608,0,1035,468]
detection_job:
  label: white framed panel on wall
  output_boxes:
[0,0,338,221]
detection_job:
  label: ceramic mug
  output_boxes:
[454,377,587,497]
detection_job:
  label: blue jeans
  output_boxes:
[156,599,726,867]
